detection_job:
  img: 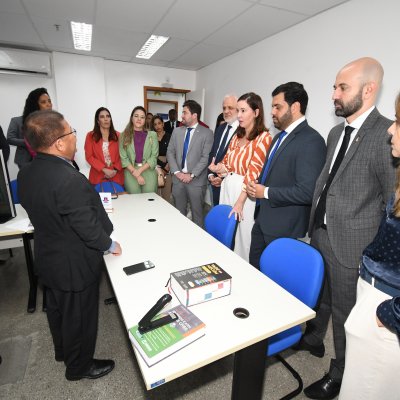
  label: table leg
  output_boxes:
[231,338,268,400]
[22,233,37,313]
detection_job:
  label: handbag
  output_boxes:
[158,171,166,188]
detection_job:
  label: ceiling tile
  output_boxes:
[149,38,197,62]
[23,0,96,22]
[258,0,348,16]
[96,0,174,32]
[0,0,26,14]
[154,0,252,41]
[30,16,72,48]
[173,43,237,70]
[93,26,149,56]
[0,13,43,46]
[204,4,305,48]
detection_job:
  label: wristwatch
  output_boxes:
[190,173,195,179]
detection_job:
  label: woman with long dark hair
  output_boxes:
[84,107,123,186]
[119,106,158,194]
[7,87,52,169]
[152,115,172,201]
[209,92,272,261]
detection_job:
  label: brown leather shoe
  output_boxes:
[65,359,115,381]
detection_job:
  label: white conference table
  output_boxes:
[0,204,37,312]
[105,193,315,399]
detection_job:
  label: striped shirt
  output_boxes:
[222,130,272,186]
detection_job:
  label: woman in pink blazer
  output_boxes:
[84,107,124,186]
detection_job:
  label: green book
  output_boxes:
[129,304,206,367]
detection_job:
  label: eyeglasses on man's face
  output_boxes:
[51,128,77,145]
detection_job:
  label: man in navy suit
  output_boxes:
[247,82,326,269]
[207,95,238,205]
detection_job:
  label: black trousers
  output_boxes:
[249,220,279,270]
[304,228,359,381]
[46,281,99,375]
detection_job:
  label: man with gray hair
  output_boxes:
[299,58,396,399]
[208,94,239,205]
[18,110,121,381]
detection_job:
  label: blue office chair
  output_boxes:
[94,181,125,194]
[260,238,324,399]
[204,204,238,250]
[10,179,19,204]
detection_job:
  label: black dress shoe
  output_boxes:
[65,359,115,381]
[293,338,325,358]
[304,374,341,399]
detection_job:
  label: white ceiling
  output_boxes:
[0,0,349,71]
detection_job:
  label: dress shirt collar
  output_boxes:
[225,120,239,133]
[285,116,306,134]
[345,106,375,130]
[186,123,198,130]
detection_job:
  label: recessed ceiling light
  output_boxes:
[136,35,169,59]
[71,21,92,51]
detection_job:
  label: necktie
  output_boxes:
[254,131,287,212]
[260,130,287,185]
[314,125,355,229]
[215,125,232,162]
[181,128,193,169]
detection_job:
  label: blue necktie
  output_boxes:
[255,130,287,210]
[259,130,287,184]
[181,128,193,169]
[215,125,232,162]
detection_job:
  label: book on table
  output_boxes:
[129,304,205,367]
[170,262,232,307]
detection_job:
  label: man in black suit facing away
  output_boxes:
[18,110,122,381]
[207,94,238,205]
[247,82,326,269]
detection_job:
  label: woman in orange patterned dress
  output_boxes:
[209,92,272,261]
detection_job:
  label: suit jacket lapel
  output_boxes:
[186,125,200,158]
[263,120,307,181]
[314,126,342,197]
[331,108,378,186]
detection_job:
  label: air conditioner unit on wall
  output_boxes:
[0,48,52,77]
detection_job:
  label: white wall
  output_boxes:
[197,0,400,138]
[0,52,195,178]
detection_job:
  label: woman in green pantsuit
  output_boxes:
[119,106,159,194]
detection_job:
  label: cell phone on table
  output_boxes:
[123,260,155,275]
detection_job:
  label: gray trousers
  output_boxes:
[172,179,206,228]
[305,227,359,381]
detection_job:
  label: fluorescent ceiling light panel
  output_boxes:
[71,21,92,51]
[136,35,169,59]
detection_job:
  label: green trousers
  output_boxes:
[124,168,157,194]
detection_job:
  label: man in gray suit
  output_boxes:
[167,100,213,227]
[299,58,396,399]
[246,82,326,269]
